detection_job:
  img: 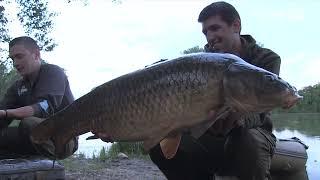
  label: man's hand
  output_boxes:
[0,110,7,119]
[0,106,34,120]
[0,110,9,130]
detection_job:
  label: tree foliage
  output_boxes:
[0,2,10,43]
[16,0,58,51]
[182,45,204,54]
[0,0,57,53]
[0,0,121,100]
[0,63,20,99]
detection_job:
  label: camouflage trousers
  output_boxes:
[149,127,276,180]
[0,117,78,159]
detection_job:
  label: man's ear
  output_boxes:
[33,50,41,61]
[232,18,241,34]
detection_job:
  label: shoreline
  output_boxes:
[62,154,167,180]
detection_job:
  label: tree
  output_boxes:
[0,0,57,55]
[16,0,58,51]
[0,66,19,99]
[0,2,10,43]
[0,0,120,99]
[182,46,204,54]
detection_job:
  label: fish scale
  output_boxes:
[103,56,211,139]
[31,53,301,159]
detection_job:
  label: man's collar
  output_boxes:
[23,64,42,87]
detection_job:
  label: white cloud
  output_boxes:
[42,0,212,98]
[253,8,305,22]
[280,53,320,90]
[40,0,319,97]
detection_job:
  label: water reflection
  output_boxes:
[272,113,320,136]
[272,113,320,180]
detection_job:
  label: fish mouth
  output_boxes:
[282,89,303,109]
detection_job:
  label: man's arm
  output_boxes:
[255,48,281,131]
[255,48,281,75]
[32,64,71,117]
[0,110,7,119]
[5,106,35,119]
[0,85,35,122]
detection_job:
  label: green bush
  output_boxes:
[108,142,145,157]
[98,146,108,161]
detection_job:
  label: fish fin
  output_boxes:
[215,105,233,120]
[160,134,182,159]
[86,135,99,140]
[143,123,175,153]
[87,132,114,142]
[189,106,232,138]
[143,134,169,154]
[189,118,217,138]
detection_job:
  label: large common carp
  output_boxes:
[31,53,301,159]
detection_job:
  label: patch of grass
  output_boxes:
[8,120,20,127]
[59,142,150,171]
[98,146,107,162]
[59,154,105,171]
[107,143,120,158]
[77,151,86,159]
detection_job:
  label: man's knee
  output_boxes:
[16,117,78,159]
[224,128,276,180]
[149,144,162,164]
[149,144,213,180]
[226,128,275,154]
[19,117,44,132]
[149,144,174,169]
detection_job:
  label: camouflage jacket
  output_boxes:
[205,35,281,132]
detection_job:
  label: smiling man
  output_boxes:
[149,1,281,180]
[0,36,77,159]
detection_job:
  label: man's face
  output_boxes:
[9,44,40,77]
[201,15,240,53]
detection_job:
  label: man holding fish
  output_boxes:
[149,1,283,180]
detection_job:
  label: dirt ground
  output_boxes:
[64,156,167,180]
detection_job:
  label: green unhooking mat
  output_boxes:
[0,156,65,180]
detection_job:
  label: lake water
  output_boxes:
[272,113,320,180]
[75,113,320,179]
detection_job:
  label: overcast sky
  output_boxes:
[10,0,320,98]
